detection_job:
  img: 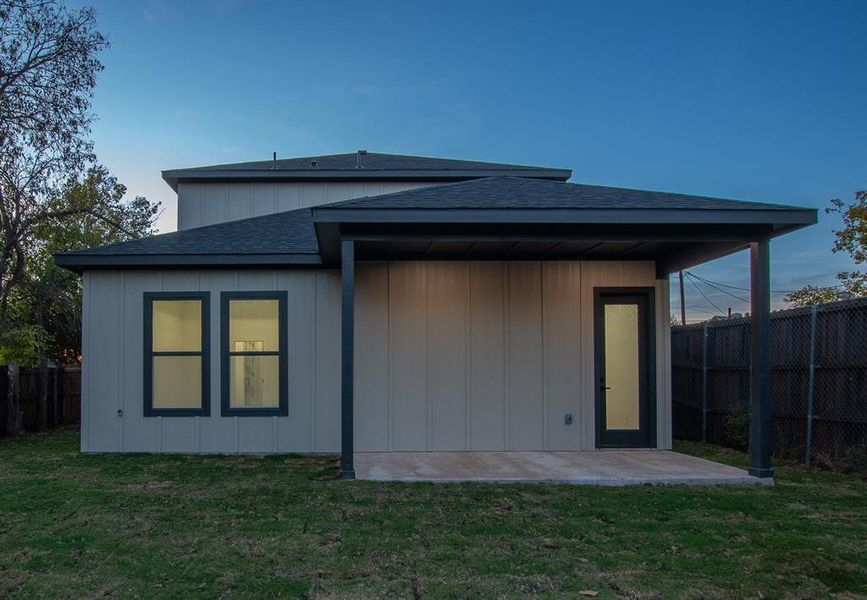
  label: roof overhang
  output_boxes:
[311,206,817,276]
[53,252,321,273]
[161,168,572,191]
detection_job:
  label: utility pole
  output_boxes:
[678,271,686,325]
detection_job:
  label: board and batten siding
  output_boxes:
[176,181,435,229]
[354,260,673,452]
[81,269,342,453]
[80,261,672,454]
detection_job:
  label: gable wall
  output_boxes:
[176,181,437,229]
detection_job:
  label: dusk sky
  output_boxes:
[71,0,866,321]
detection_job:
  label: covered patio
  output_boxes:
[355,450,769,486]
[309,177,817,482]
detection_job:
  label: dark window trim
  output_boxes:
[220,291,289,417]
[143,292,211,417]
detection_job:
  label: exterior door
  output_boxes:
[594,289,656,448]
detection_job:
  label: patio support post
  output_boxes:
[749,239,774,478]
[340,239,355,480]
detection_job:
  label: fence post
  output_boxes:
[701,322,709,443]
[6,365,23,435]
[804,304,819,465]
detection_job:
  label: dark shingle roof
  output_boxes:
[161,152,572,190]
[323,176,803,211]
[55,176,816,271]
[173,152,564,174]
[59,208,318,257]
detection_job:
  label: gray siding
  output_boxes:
[354,260,672,452]
[81,260,672,454]
[81,269,341,453]
[176,181,435,229]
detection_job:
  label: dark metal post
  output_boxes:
[749,240,774,478]
[701,322,709,443]
[340,239,356,480]
[678,271,686,325]
[805,304,819,465]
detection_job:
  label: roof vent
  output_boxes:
[271,152,277,170]
[356,149,368,169]
[310,160,318,168]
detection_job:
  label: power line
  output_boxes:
[682,271,841,295]
[686,272,749,304]
[687,274,726,316]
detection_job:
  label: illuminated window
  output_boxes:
[221,292,287,416]
[143,293,210,416]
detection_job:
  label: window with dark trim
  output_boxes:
[143,292,210,417]
[221,291,288,417]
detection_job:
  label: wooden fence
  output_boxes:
[0,365,80,436]
[672,297,867,465]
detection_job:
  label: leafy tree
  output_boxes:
[784,285,840,308]
[786,190,867,307]
[1,166,160,364]
[0,0,108,326]
[828,191,867,297]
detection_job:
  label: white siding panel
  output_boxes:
[468,262,507,451]
[543,262,582,451]
[325,182,351,204]
[276,183,302,212]
[427,262,469,451]
[314,272,341,452]
[389,262,428,451]
[177,183,204,230]
[278,271,315,452]
[252,184,276,216]
[201,184,229,226]
[354,263,389,451]
[227,183,253,222]
[121,272,161,451]
[507,262,545,450]
[300,183,326,208]
[84,271,123,451]
[176,181,438,229]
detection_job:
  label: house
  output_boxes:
[55,151,816,481]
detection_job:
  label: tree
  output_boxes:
[784,285,840,309]
[828,191,867,297]
[0,0,108,326]
[1,166,159,363]
[786,190,867,307]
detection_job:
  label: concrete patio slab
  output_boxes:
[354,450,771,486]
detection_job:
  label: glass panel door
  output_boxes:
[595,291,653,448]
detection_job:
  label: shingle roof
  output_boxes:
[161,152,572,190]
[323,176,803,211]
[60,207,318,257]
[55,176,816,272]
[172,152,565,174]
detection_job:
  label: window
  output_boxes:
[143,293,210,416]
[221,292,288,416]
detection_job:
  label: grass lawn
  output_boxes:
[0,430,865,599]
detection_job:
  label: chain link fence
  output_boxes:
[672,297,867,470]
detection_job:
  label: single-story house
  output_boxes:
[55,151,816,482]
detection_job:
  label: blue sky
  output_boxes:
[72,0,866,320]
